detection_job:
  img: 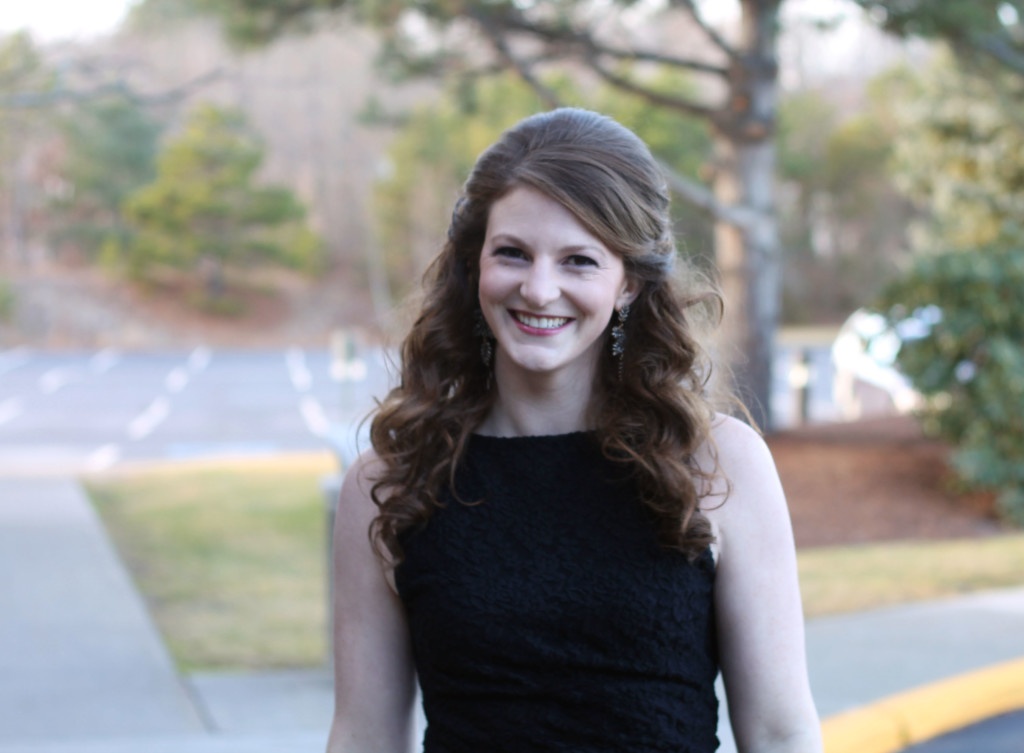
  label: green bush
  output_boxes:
[0,280,14,322]
[873,244,1024,525]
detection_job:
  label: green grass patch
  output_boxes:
[799,533,1024,618]
[84,456,1024,670]
[83,454,334,672]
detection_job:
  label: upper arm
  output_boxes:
[327,451,417,753]
[701,416,822,753]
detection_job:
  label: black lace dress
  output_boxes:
[395,432,719,753]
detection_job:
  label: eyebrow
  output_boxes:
[488,233,609,257]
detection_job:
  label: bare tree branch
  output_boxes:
[473,12,563,109]
[674,0,740,60]
[463,50,567,78]
[132,68,225,104]
[587,55,720,121]
[493,10,728,76]
[587,41,728,77]
[969,32,1024,76]
[0,68,223,110]
[656,158,753,228]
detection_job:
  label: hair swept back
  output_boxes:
[369,107,727,563]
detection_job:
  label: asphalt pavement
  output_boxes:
[903,710,1024,753]
[0,344,838,476]
[0,347,388,475]
[2,474,1023,753]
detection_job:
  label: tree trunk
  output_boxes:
[714,0,781,430]
[203,255,226,299]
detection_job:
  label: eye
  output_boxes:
[565,254,599,268]
[493,245,526,259]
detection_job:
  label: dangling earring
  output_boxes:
[474,310,494,367]
[611,304,629,380]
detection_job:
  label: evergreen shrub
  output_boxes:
[874,244,1024,525]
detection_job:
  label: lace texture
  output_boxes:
[396,432,719,753]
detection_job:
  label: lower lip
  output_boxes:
[510,312,573,336]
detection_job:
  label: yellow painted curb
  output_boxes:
[822,656,1024,753]
[82,450,338,477]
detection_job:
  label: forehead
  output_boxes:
[485,186,608,250]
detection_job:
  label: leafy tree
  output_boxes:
[48,96,163,262]
[124,103,322,305]
[854,0,1024,77]
[888,51,1024,250]
[125,0,210,31]
[0,31,53,110]
[0,32,56,266]
[0,278,14,321]
[374,71,712,299]
[860,32,1024,524]
[775,90,840,321]
[775,77,918,322]
[190,0,789,428]
[874,243,1024,525]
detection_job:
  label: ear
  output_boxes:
[616,276,641,311]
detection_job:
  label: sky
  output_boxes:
[0,0,133,41]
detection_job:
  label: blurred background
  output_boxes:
[1,1,1023,751]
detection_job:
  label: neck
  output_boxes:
[478,364,595,438]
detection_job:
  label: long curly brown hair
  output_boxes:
[369,107,726,562]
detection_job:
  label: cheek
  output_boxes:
[478,266,511,307]
[585,283,625,317]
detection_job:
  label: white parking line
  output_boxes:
[127,396,170,440]
[165,366,189,393]
[299,395,330,437]
[89,348,120,374]
[188,346,212,373]
[0,397,22,425]
[40,367,75,394]
[0,347,30,377]
[114,351,201,448]
[86,443,122,472]
[286,347,312,392]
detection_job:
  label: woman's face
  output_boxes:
[478,186,637,385]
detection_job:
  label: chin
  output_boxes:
[507,351,591,378]
[508,359,558,375]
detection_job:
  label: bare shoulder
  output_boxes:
[337,449,386,518]
[334,448,391,568]
[695,413,777,495]
[708,413,776,478]
[698,413,789,550]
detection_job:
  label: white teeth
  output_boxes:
[515,313,570,329]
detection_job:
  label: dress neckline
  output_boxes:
[470,430,594,442]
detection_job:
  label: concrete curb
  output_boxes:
[821,656,1024,753]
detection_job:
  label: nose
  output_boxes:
[520,260,560,308]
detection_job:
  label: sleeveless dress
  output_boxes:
[395,432,719,753]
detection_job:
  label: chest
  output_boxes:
[396,437,716,665]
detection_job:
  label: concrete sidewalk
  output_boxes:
[0,478,206,743]
[0,476,338,753]
[809,586,1024,718]
[1,475,1022,753]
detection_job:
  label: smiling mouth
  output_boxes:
[511,311,572,330]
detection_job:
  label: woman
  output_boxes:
[327,108,821,753]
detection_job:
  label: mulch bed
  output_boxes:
[767,415,1005,548]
